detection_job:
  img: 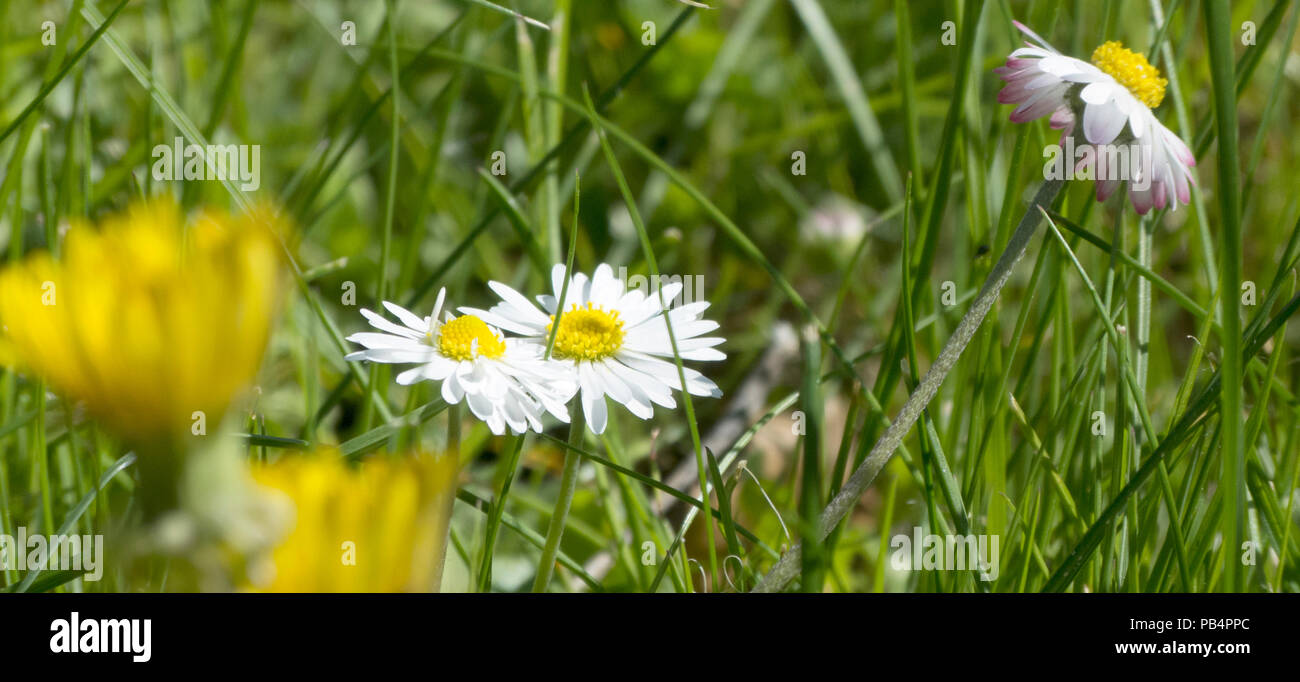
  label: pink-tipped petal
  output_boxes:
[1096,177,1121,202]
[998,86,1027,104]
[1130,186,1155,215]
[1164,126,1196,166]
[1049,106,1073,130]
[1011,20,1058,52]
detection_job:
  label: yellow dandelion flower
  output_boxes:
[248,451,458,593]
[0,200,282,506]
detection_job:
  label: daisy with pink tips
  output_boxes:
[995,21,1195,214]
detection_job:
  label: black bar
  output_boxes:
[0,593,1292,669]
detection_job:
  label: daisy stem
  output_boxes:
[1136,217,1152,389]
[753,178,1063,592]
[1134,215,1153,584]
[532,409,585,592]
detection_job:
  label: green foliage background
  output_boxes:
[0,0,1297,592]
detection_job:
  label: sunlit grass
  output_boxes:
[0,0,1297,593]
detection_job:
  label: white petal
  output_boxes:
[351,347,438,364]
[487,281,551,326]
[1128,108,1146,139]
[616,351,720,397]
[396,367,426,385]
[466,390,495,423]
[1080,81,1113,105]
[595,363,632,405]
[608,360,675,408]
[441,373,464,404]
[458,306,543,336]
[382,300,429,333]
[346,332,422,350]
[1038,55,1088,79]
[421,356,458,381]
[360,308,423,339]
[582,388,608,434]
[485,410,506,436]
[550,263,570,300]
[589,263,623,307]
[1082,101,1126,145]
[577,362,605,401]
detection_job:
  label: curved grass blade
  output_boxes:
[15,452,135,593]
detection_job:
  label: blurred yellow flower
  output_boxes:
[0,200,282,448]
[249,451,459,593]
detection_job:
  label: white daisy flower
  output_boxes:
[345,288,575,436]
[996,21,1195,214]
[462,263,725,435]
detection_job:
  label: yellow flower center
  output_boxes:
[1091,41,1167,109]
[436,315,505,361]
[547,302,625,361]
